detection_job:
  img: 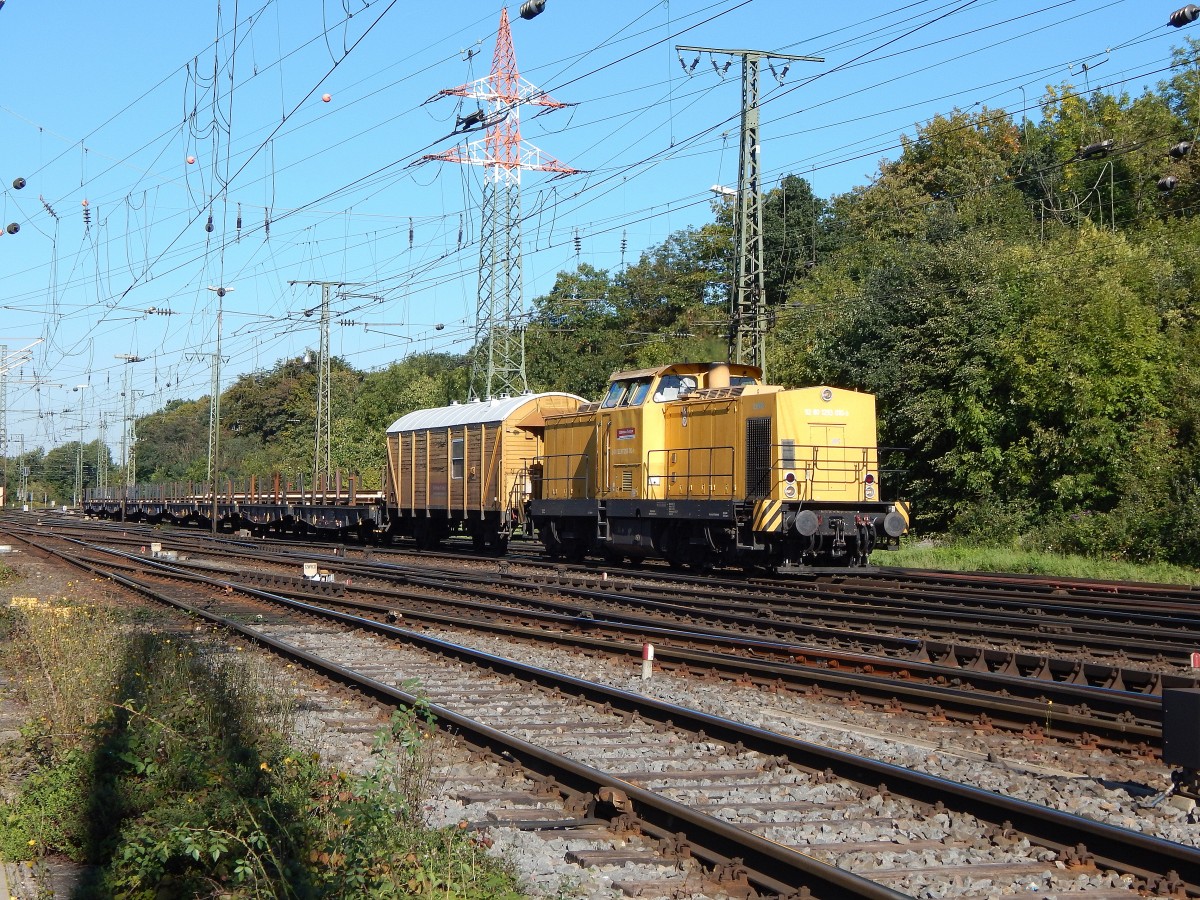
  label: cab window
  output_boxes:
[601,381,628,409]
[653,374,696,402]
[624,379,651,406]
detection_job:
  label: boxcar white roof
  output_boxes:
[385,392,584,434]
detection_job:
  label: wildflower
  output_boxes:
[27,839,37,846]
[260,762,270,771]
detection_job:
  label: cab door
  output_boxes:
[601,408,643,497]
[808,423,850,496]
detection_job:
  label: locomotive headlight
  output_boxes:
[784,483,797,499]
[865,485,876,499]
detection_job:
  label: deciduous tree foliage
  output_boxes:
[778,91,1200,564]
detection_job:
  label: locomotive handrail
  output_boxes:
[775,443,880,497]
[646,445,736,500]
[530,452,591,500]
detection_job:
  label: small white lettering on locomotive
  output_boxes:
[804,408,850,418]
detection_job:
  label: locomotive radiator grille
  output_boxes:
[746,417,772,500]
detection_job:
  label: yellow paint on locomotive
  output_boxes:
[541,362,766,503]
[539,363,907,537]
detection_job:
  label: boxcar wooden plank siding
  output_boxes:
[383,393,585,548]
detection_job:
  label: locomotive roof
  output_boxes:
[607,361,763,382]
[385,392,584,434]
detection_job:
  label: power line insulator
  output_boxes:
[205,213,214,233]
[1158,175,1179,193]
[1169,140,1193,159]
[1077,139,1114,160]
[6,222,18,234]
[12,177,25,190]
[1170,4,1200,26]
[519,0,546,19]
[457,108,486,130]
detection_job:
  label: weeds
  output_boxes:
[0,599,526,898]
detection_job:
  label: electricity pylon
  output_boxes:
[425,8,579,399]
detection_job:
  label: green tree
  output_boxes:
[525,265,626,399]
[133,398,210,483]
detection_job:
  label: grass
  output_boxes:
[873,540,1200,586]
[0,596,527,899]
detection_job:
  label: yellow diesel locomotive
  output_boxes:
[529,362,908,569]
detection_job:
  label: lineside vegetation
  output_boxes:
[0,596,525,899]
[872,542,1200,586]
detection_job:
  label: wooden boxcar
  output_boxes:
[530,362,908,569]
[384,392,583,551]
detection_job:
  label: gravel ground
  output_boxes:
[409,622,1198,845]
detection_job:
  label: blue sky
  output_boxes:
[0,0,1189,456]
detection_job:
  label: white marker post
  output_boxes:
[641,642,654,681]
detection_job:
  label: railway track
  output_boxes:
[1,519,1186,749]
[4,521,1200,897]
